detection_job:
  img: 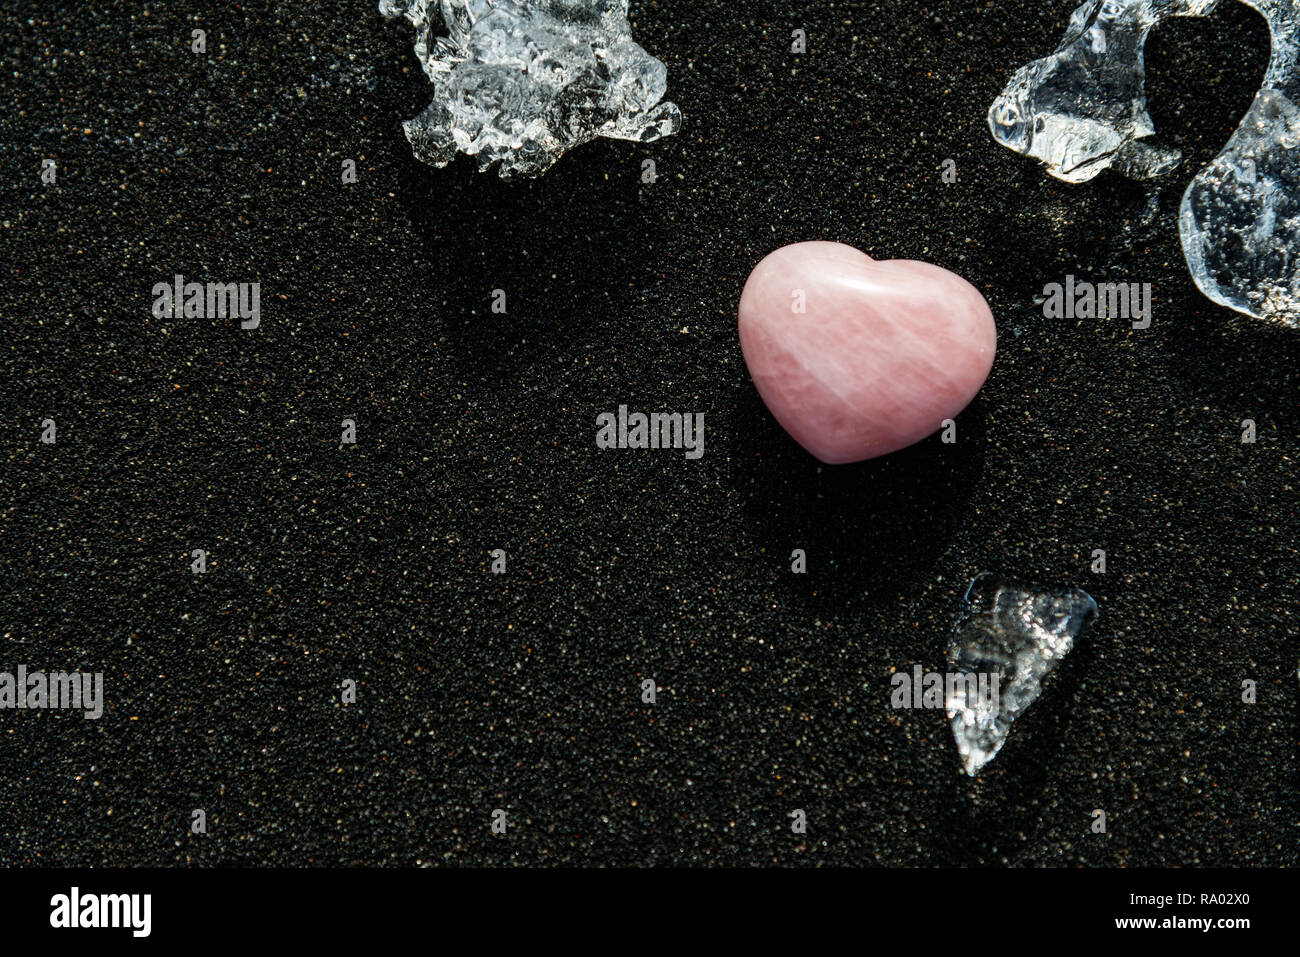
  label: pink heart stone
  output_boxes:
[738,241,997,464]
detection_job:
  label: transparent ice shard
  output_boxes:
[1181,3,1300,325]
[990,0,1300,324]
[988,0,1216,184]
[379,0,681,178]
[946,573,1099,776]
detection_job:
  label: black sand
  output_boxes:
[1,0,1296,866]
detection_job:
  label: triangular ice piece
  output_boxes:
[947,573,1099,776]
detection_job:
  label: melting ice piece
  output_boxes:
[379,0,681,178]
[1181,3,1300,326]
[947,573,1099,776]
[991,0,1300,323]
[987,0,1214,184]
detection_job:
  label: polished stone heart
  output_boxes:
[738,241,997,464]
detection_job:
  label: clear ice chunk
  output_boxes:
[946,573,1099,776]
[379,0,682,178]
[987,0,1216,184]
[990,0,1300,324]
[1181,4,1300,325]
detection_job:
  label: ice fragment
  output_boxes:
[947,573,1098,776]
[989,0,1300,325]
[379,0,681,178]
[988,0,1214,184]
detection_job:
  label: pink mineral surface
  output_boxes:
[738,241,997,464]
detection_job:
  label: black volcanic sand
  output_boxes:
[0,0,1296,866]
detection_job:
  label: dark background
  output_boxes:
[1,0,1296,866]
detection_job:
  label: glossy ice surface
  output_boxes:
[947,574,1099,776]
[990,0,1300,325]
[380,0,681,178]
